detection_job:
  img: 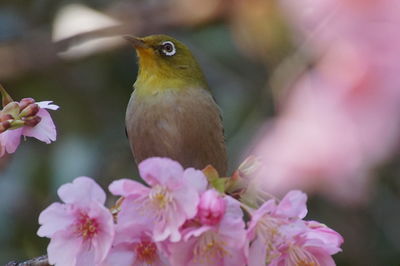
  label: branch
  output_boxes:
[0,1,221,80]
[6,255,49,266]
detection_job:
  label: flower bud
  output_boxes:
[2,102,20,118]
[19,98,35,110]
[9,119,25,129]
[0,120,11,133]
[22,116,42,127]
[20,103,39,117]
[0,113,13,122]
[0,84,13,107]
[198,190,226,226]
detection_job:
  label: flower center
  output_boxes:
[193,232,228,263]
[288,245,319,266]
[135,240,157,263]
[76,213,98,240]
[149,185,171,209]
[256,217,283,263]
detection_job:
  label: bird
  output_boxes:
[124,34,227,176]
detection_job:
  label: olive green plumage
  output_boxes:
[125,34,227,175]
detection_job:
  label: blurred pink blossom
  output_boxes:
[252,0,400,203]
[109,157,207,242]
[168,195,247,266]
[247,190,343,265]
[37,177,114,266]
[0,100,59,157]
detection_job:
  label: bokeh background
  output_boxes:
[1,0,400,265]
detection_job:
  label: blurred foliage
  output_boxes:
[0,0,399,265]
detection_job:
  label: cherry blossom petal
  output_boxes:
[36,101,60,110]
[182,168,208,193]
[138,157,184,187]
[0,128,23,154]
[58,176,106,205]
[37,202,75,237]
[22,109,56,144]
[276,190,308,219]
[47,230,82,266]
[108,179,149,198]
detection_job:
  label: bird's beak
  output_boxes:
[123,35,149,49]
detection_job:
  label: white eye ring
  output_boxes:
[161,41,176,56]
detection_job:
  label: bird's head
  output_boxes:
[124,34,208,95]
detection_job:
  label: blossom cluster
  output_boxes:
[0,85,58,157]
[37,157,343,266]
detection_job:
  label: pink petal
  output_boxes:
[37,202,75,237]
[248,237,267,266]
[305,221,344,254]
[47,230,82,266]
[153,215,182,242]
[220,196,244,227]
[58,176,106,205]
[75,245,96,266]
[276,190,308,219]
[88,205,115,263]
[248,199,277,237]
[37,101,60,110]
[184,226,211,241]
[0,128,23,154]
[173,186,200,220]
[22,109,56,144]
[108,179,149,198]
[138,157,184,187]
[221,245,247,266]
[102,243,136,266]
[168,237,197,266]
[114,222,150,245]
[182,168,208,193]
[305,247,336,266]
[115,196,147,226]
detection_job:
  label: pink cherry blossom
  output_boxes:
[247,190,343,266]
[0,100,59,157]
[102,220,169,266]
[168,195,247,266]
[247,191,308,265]
[198,189,226,226]
[37,177,114,266]
[109,157,207,242]
[269,220,343,266]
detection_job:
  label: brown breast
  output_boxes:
[125,87,227,176]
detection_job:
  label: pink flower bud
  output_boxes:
[20,103,39,117]
[198,189,226,226]
[0,120,11,133]
[0,113,13,122]
[18,98,35,110]
[22,116,42,127]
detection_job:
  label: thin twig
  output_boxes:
[5,255,49,266]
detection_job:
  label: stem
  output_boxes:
[5,255,49,266]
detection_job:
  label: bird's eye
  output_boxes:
[160,41,176,56]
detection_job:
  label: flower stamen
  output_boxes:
[135,240,157,264]
[193,232,229,263]
[76,213,98,240]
